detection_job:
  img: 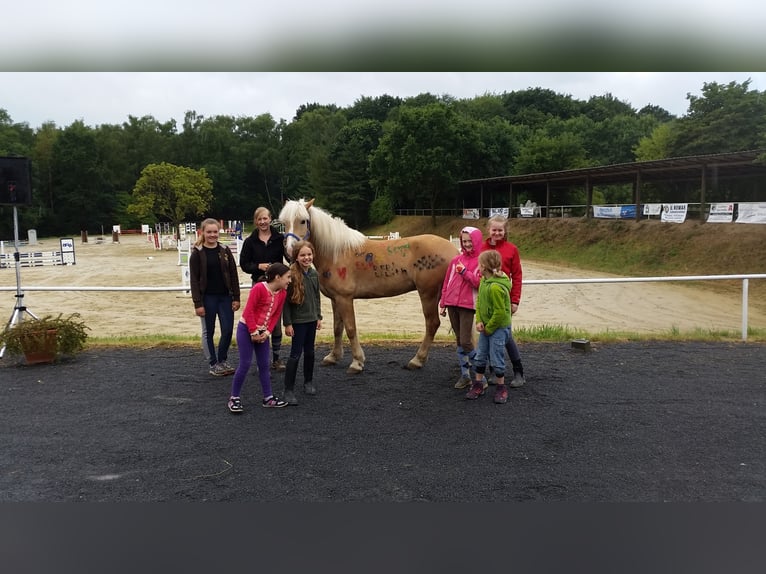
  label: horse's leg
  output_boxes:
[322,298,344,366]
[407,290,441,370]
[334,296,365,374]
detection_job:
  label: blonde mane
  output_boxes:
[279,199,366,261]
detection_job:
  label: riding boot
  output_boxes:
[303,352,316,395]
[283,357,299,405]
[510,359,526,388]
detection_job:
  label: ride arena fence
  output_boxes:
[2,274,764,341]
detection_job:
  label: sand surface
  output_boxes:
[1,233,764,338]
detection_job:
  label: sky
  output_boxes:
[1,2,765,129]
[2,72,765,130]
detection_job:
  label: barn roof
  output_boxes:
[460,149,766,188]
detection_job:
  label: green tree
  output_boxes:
[127,162,213,228]
[370,102,481,224]
[670,79,766,155]
[321,118,383,227]
[49,121,115,235]
[280,107,346,201]
[634,122,676,161]
[345,94,402,123]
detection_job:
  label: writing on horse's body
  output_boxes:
[278,198,457,373]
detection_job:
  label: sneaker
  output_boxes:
[454,376,472,390]
[262,395,287,408]
[228,396,244,413]
[271,359,286,372]
[509,371,526,388]
[209,363,227,376]
[494,384,509,404]
[304,381,316,395]
[219,361,236,375]
[284,390,298,405]
[465,381,486,400]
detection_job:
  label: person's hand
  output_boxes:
[476,322,485,332]
[317,319,322,330]
[232,301,241,312]
[511,303,519,315]
[455,262,465,274]
[195,306,205,317]
[251,329,269,343]
[285,325,294,337]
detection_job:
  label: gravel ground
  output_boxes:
[1,340,763,502]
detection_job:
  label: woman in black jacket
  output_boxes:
[239,206,287,372]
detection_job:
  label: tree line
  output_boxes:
[1,79,764,238]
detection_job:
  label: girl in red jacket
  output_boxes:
[480,214,526,387]
[228,262,291,413]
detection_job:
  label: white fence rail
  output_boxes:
[2,274,765,341]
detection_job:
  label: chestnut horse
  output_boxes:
[278,199,458,374]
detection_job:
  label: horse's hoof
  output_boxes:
[322,357,338,366]
[346,365,364,375]
[405,360,423,370]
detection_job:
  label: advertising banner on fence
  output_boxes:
[707,203,734,223]
[593,205,636,219]
[661,203,688,223]
[519,206,536,217]
[643,203,662,216]
[489,207,510,218]
[462,208,480,220]
[735,202,766,224]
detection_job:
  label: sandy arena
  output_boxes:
[1,232,764,339]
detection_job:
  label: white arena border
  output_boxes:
[2,274,765,341]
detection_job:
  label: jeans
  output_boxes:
[201,293,234,366]
[474,327,510,378]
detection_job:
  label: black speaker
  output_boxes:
[0,156,32,206]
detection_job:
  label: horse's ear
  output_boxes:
[305,198,315,210]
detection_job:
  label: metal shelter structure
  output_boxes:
[459,149,766,220]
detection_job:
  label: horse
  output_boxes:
[278,198,458,374]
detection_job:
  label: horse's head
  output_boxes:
[278,198,314,261]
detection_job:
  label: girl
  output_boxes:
[228,263,291,413]
[189,218,241,377]
[480,214,526,387]
[281,241,323,405]
[439,226,483,389]
[467,250,512,404]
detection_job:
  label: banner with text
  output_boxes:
[489,207,510,218]
[462,208,480,220]
[707,203,734,223]
[735,202,766,224]
[661,204,688,223]
[593,205,636,219]
[643,203,662,216]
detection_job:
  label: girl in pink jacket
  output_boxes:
[439,226,483,389]
[228,262,291,413]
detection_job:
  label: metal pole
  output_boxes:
[742,278,749,342]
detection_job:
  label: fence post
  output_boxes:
[742,279,749,341]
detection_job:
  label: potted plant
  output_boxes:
[0,313,89,364]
